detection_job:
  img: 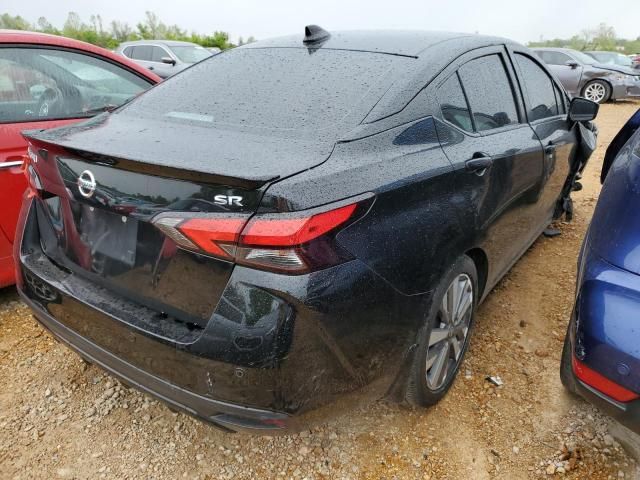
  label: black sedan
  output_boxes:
[15,26,597,432]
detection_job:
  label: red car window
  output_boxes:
[0,47,151,123]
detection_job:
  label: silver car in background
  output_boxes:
[533,47,640,103]
[116,40,212,78]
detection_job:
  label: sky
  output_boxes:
[4,0,639,45]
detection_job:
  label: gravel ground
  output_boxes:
[1,100,640,479]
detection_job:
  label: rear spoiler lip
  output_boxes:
[22,130,277,191]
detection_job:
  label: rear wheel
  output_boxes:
[406,255,478,406]
[582,80,611,104]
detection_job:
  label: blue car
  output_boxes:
[562,108,640,432]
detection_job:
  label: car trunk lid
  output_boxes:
[25,112,335,182]
[22,118,333,332]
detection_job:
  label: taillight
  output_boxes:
[176,216,246,259]
[25,145,43,196]
[153,199,368,274]
[572,355,639,403]
[239,204,357,247]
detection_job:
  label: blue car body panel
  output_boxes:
[567,108,640,431]
[576,252,640,392]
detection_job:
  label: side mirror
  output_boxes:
[569,97,599,122]
[565,60,579,69]
[161,57,176,66]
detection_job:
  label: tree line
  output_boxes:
[3,13,637,55]
[528,23,640,54]
[0,11,256,50]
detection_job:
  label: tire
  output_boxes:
[406,255,478,406]
[581,80,611,104]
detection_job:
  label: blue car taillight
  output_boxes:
[573,355,640,403]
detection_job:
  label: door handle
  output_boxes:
[148,66,155,71]
[465,154,493,175]
[0,155,26,170]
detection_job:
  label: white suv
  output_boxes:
[116,40,212,78]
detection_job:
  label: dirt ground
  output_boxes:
[1,100,640,480]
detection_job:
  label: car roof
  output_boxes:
[242,29,512,58]
[119,39,201,47]
[0,29,161,82]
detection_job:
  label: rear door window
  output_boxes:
[131,45,152,61]
[514,53,561,121]
[458,54,519,132]
[436,73,473,133]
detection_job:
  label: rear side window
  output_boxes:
[514,53,560,121]
[131,45,152,61]
[458,55,519,132]
[123,48,410,131]
[436,73,473,133]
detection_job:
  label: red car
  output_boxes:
[0,30,160,288]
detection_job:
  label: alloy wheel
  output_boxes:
[425,273,473,390]
[583,83,607,103]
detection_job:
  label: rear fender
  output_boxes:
[602,108,640,182]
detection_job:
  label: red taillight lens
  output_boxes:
[572,355,639,403]
[240,204,357,247]
[153,199,365,273]
[178,217,247,258]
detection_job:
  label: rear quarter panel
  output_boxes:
[265,117,467,296]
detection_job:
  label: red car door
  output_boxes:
[0,42,158,287]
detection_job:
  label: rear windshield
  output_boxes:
[122,48,409,131]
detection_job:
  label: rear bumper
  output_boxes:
[611,81,640,100]
[0,254,15,289]
[18,289,291,433]
[0,227,15,288]
[15,198,426,432]
[567,251,640,433]
[566,354,640,435]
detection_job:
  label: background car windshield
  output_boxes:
[592,52,633,67]
[124,48,408,131]
[170,45,212,63]
[571,51,598,65]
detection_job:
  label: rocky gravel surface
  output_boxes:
[1,100,640,479]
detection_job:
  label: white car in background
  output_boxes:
[116,40,212,78]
